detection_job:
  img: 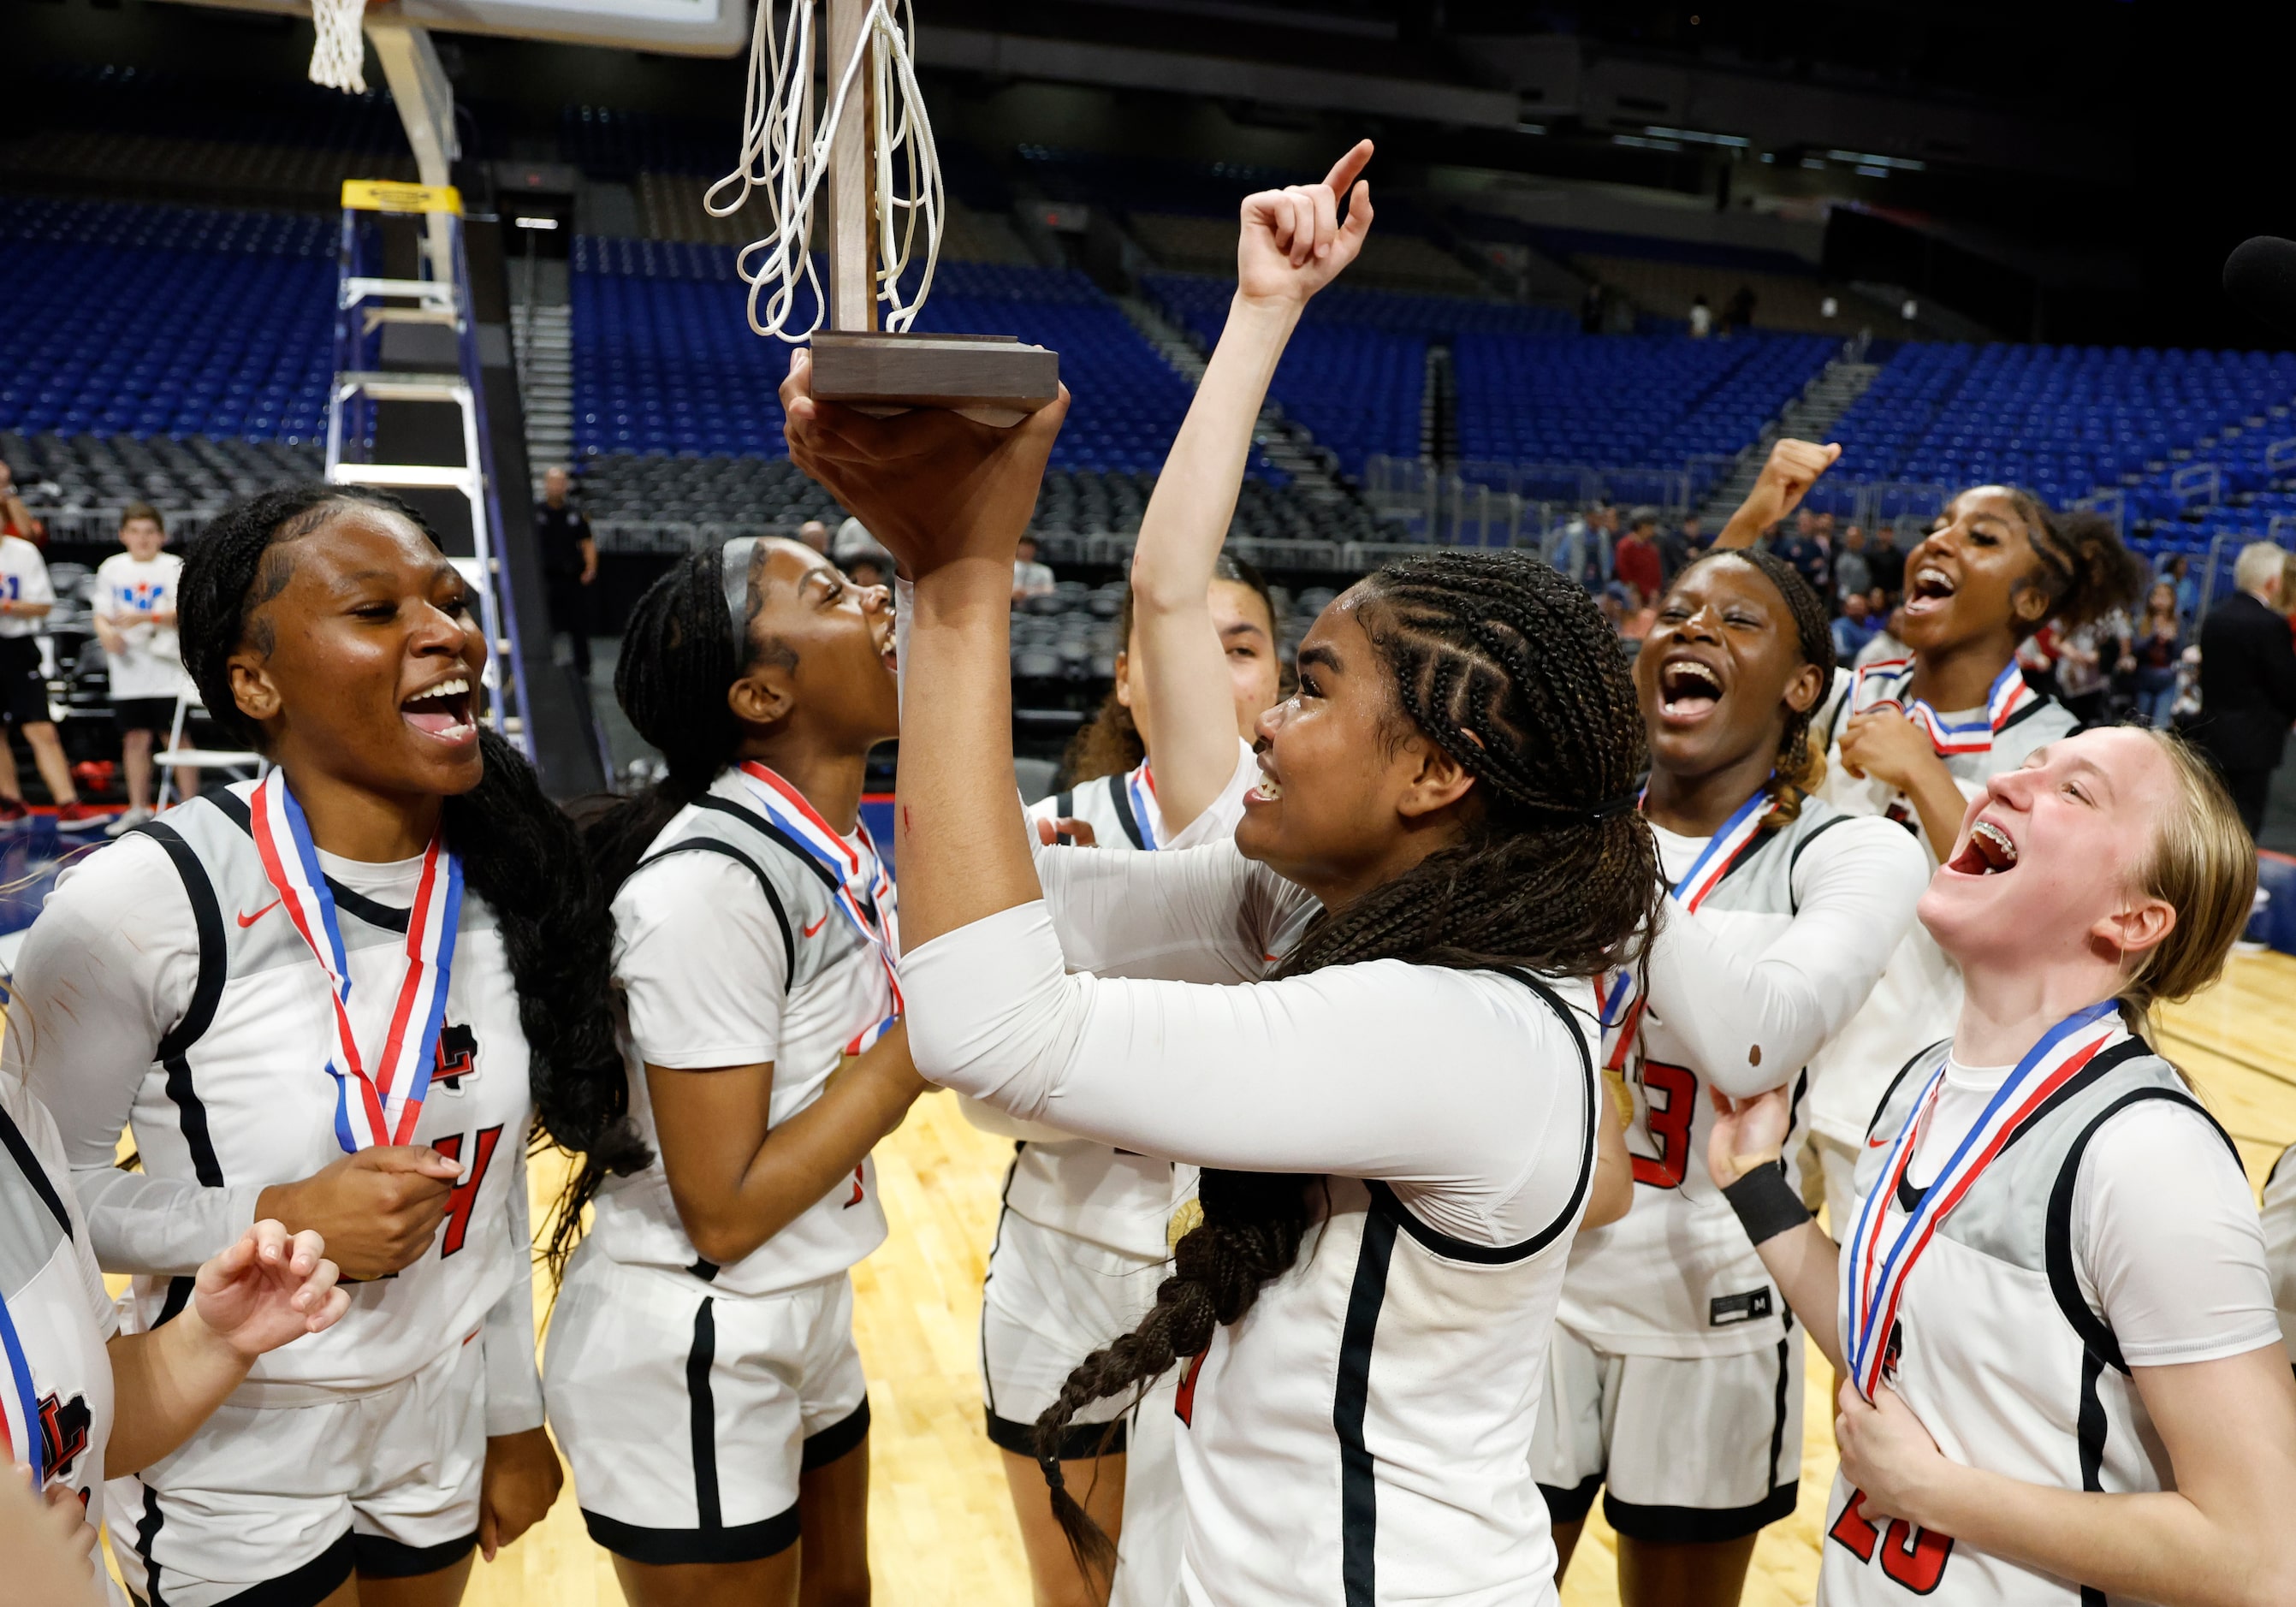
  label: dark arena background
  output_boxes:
[6,4,2296,1599]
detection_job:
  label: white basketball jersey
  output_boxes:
[1801,663,2077,1148]
[1821,1040,2235,1605]
[2260,1145,2296,1365]
[1175,975,1593,1607]
[114,785,533,1392]
[1562,804,1849,1357]
[1012,750,1255,1260]
[584,774,893,1296]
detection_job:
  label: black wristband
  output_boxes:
[1721,1159,1812,1246]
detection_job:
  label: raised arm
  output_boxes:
[1717,438,1842,552]
[1130,141,1373,830]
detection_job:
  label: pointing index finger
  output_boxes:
[1321,139,1374,203]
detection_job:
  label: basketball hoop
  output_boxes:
[707,0,1057,418]
[309,0,370,94]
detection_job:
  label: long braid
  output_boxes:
[1662,548,1836,827]
[1031,551,1661,1580]
[178,483,647,1285]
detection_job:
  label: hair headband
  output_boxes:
[721,537,761,662]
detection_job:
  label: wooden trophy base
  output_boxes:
[809,330,1059,425]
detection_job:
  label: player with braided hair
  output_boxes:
[11,483,646,1605]
[779,262,1660,1604]
[548,537,927,1605]
[1531,547,1928,1606]
[1720,445,2152,1276]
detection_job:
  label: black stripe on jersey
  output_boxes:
[1334,1196,1397,1607]
[634,839,794,978]
[2270,1144,2296,1193]
[1998,691,2056,734]
[1892,1040,2154,1217]
[1106,774,1147,850]
[687,1297,722,1529]
[1783,813,1856,914]
[353,1529,475,1579]
[691,795,843,901]
[1766,1337,1792,1490]
[1862,1040,1955,1143]
[199,792,415,932]
[0,1101,72,1236]
[802,1399,872,1468]
[2077,1349,2110,1607]
[2044,1081,2240,1378]
[133,1484,167,1606]
[1710,815,1789,895]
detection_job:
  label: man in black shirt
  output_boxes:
[536,465,597,676]
[2193,542,2296,835]
[1865,520,1907,602]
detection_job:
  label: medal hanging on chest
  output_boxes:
[0,1284,44,1485]
[1595,783,1774,1073]
[1842,999,2123,1402]
[1853,659,2032,759]
[250,774,464,1153]
[734,762,902,1048]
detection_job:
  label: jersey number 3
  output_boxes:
[430,1126,504,1258]
[1829,1489,1952,1593]
[1632,1060,1698,1189]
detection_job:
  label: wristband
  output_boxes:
[1721,1159,1812,1246]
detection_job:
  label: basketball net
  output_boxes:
[309,0,370,95]
[705,0,944,341]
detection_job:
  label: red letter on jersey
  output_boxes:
[431,1125,504,1259]
[1829,1489,1952,1592]
[1632,1060,1698,1189]
[1174,1352,1207,1429]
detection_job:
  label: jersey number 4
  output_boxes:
[1829,1489,1952,1593]
[1632,1060,1698,1189]
[430,1126,504,1258]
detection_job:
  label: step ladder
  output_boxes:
[325,179,533,760]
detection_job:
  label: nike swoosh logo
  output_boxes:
[236,898,282,928]
[1868,1136,1890,1147]
[803,913,829,938]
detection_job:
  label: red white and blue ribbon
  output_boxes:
[1842,999,2123,1402]
[250,774,463,1153]
[1853,657,2034,757]
[1124,760,1164,851]
[0,1288,43,1484]
[1596,782,1774,1070]
[733,762,901,1047]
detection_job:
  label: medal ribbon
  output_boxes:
[0,1287,44,1485]
[1597,782,1774,1071]
[1842,1000,2122,1402]
[250,774,464,1153]
[1125,759,1163,851]
[734,762,902,1041]
[1853,658,2032,757]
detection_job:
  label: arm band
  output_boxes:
[1721,1159,1812,1246]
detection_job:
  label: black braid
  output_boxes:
[1031,549,1662,1581]
[178,483,646,1282]
[1664,548,1836,825]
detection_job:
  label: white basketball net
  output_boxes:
[308,0,370,94]
[705,0,944,341]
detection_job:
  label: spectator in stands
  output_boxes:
[2124,579,2185,729]
[1678,513,1708,564]
[1613,507,1664,604]
[2019,620,2062,701]
[1775,508,1830,600]
[92,502,190,833]
[834,516,895,590]
[1724,283,1757,334]
[1012,532,1056,606]
[1855,603,1911,669]
[1688,294,1713,339]
[1832,523,1872,608]
[0,460,43,549]
[1831,590,1880,661]
[536,465,597,678]
[1656,513,1693,580]
[2192,540,2296,835]
[1866,519,1907,602]
[1580,281,1606,335]
[2050,616,2114,726]
[798,518,832,556]
[0,523,103,830]
[2168,553,2199,622]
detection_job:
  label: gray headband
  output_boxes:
[721,537,761,661]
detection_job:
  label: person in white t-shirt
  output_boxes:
[783,141,1667,1603]
[0,530,104,832]
[1708,726,2296,1606]
[1012,534,1057,605]
[92,502,192,834]
[0,1071,349,1607]
[545,535,926,1605]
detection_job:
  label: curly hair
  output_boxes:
[1962,488,2147,638]
[178,483,648,1277]
[1030,549,1662,1580]
[1061,553,1282,786]
[1663,547,1836,826]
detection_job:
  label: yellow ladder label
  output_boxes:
[341,180,465,216]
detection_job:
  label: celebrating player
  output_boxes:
[12,484,644,1606]
[1535,549,1929,1604]
[1719,446,2149,1232]
[1708,726,2296,1604]
[780,277,1658,1607]
[547,536,925,1606]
